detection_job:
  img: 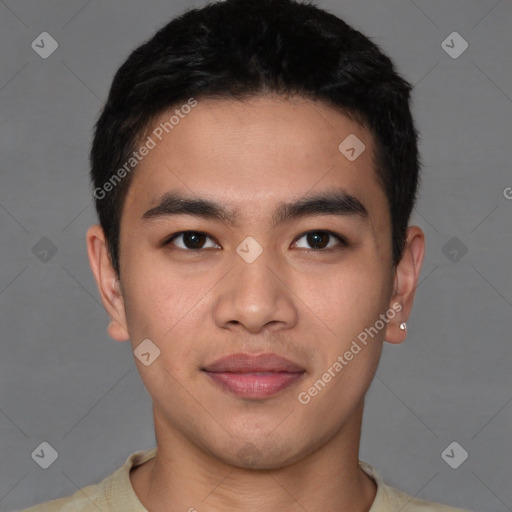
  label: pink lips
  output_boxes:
[202,353,305,398]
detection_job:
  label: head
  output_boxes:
[91,0,421,278]
[87,0,424,469]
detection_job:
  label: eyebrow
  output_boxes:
[141,188,369,228]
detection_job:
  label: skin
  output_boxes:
[87,95,425,512]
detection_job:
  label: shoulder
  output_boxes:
[16,447,157,512]
[14,478,111,512]
[386,485,473,512]
[359,460,473,512]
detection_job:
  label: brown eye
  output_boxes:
[306,232,329,249]
[293,231,347,250]
[165,231,220,250]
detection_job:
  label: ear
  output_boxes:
[86,224,129,342]
[384,225,425,344]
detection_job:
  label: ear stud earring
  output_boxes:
[399,322,407,331]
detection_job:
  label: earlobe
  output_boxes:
[86,224,130,342]
[107,320,130,342]
[383,305,408,345]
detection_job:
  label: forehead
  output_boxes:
[123,95,388,226]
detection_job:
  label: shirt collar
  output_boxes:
[110,448,389,511]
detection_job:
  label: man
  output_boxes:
[20,0,471,510]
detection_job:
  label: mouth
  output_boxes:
[202,353,306,399]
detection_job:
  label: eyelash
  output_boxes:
[162,230,349,253]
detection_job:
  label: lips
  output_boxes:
[202,353,306,398]
[203,353,305,373]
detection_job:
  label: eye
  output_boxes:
[162,230,347,252]
[164,231,220,251]
[293,230,347,251]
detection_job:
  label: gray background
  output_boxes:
[0,0,511,510]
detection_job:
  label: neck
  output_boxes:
[130,401,377,512]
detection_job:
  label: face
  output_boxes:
[88,95,421,469]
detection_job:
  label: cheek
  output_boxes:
[290,264,391,393]
[293,266,387,420]
[294,260,390,341]
[120,250,209,350]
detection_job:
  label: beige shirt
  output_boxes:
[18,447,472,512]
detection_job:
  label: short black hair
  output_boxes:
[90,0,421,278]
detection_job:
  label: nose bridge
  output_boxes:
[234,244,277,301]
[213,239,297,332]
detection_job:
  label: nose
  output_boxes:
[212,245,298,334]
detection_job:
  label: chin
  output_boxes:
[204,435,307,470]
